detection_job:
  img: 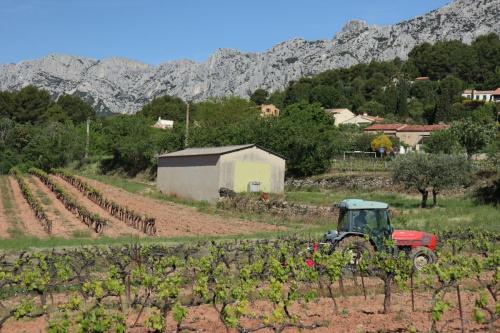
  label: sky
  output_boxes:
[0,0,451,65]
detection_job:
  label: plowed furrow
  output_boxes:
[51,175,142,238]
[26,176,94,238]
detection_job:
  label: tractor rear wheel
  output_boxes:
[410,247,437,270]
[336,236,375,266]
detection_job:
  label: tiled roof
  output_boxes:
[492,88,500,96]
[402,124,450,132]
[364,124,406,131]
[364,124,449,132]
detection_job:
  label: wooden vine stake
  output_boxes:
[457,284,465,333]
[410,270,415,312]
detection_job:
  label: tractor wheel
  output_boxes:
[336,237,375,266]
[410,247,437,271]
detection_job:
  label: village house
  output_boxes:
[364,124,449,151]
[157,144,285,202]
[153,117,174,129]
[462,88,500,102]
[260,104,280,117]
[326,108,384,127]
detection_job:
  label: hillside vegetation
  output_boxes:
[0,35,498,178]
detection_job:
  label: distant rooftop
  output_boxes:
[364,124,449,132]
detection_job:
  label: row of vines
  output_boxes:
[52,168,156,235]
[9,168,52,234]
[0,231,497,333]
[28,168,107,233]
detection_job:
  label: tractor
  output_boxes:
[319,199,437,270]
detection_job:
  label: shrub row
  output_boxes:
[29,168,106,233]
[9,168,52,234]
[52,169,156,235]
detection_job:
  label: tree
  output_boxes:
[358,101,385,117]
[424,130,463,154]
[371,134,393,155]
[427,154,471,206]
[249,89,269,105]
[13,85,51,123]
[450,119,496,158]
[101,115,160,175]
[310,85,348,109]
[56,94,95,123]
[393,153,471,207]
[138,95,187,123]
[434,76,464,123]
[0,91,15,117]
[22,122,85,171]
[395,79,409,117]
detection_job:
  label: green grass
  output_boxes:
[286,189,500,233]
[286,190,420,209]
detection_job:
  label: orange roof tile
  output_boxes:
[364,124,406,131]
[400,124,450,132]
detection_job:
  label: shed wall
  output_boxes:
[219,147,285,193]
[157,155,220,202]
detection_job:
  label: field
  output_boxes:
[0,169,498,332]
[0,170,289,250]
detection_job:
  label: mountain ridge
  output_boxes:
[1,0,499,114]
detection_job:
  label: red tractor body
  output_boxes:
[392,230,437,251]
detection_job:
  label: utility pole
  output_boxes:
[184,102,190,148]
[84,118,90,160]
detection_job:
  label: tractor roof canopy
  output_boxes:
[338,199,389,210]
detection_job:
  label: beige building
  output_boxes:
[364,124,449,151]
[342,113,384,126]
[462,88,500,102]
[260,104,280,117]
[326,108,384,127]
[157,144,285,202]
[326,108,355,126]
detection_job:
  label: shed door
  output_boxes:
[233,161,271,192]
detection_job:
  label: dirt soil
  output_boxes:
[79,176,283,237]
[1,291,496,333]
[25,176,96,239]
[50,175,143,238]
[6,176,48,238]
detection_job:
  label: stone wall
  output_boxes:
[286,175,396,191]
[217,195,337,219]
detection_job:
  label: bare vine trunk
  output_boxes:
[383,277,392,314]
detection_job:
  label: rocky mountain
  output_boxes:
[1,0,499,114]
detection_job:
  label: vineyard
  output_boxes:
[0,169,280,241]
[0,230,498,333]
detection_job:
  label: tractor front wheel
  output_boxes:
[410,246,437,270]
[336,236,375,266]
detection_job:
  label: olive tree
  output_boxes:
[450,119,496,158]
[393,153,471,207]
